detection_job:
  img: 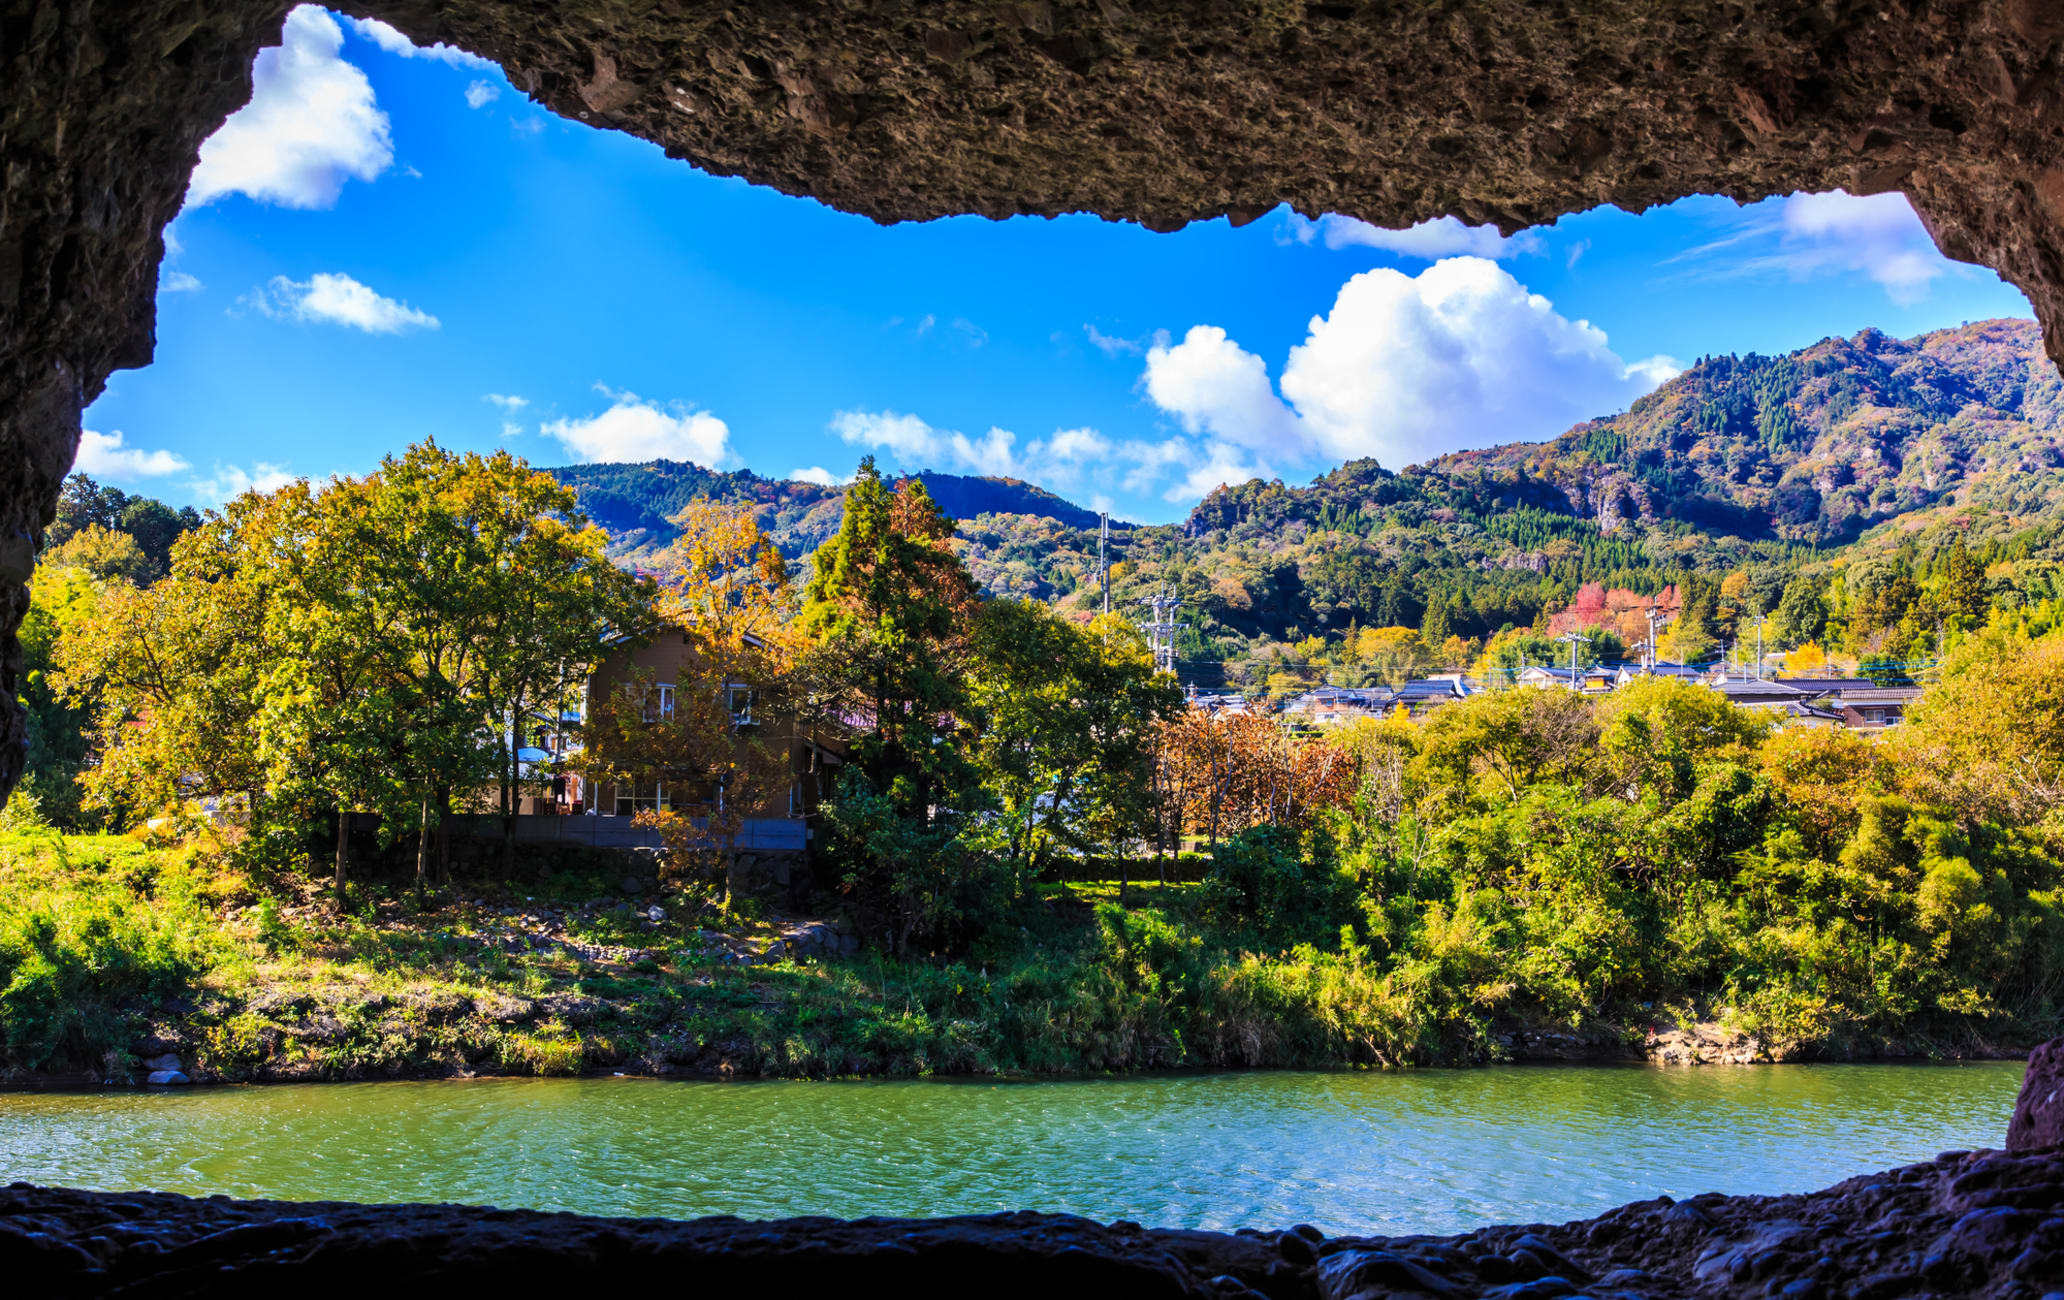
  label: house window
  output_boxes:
[613,781,666,817]
[728,685,754,725]
[641,683,675,723]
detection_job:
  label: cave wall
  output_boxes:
[5,0,2064,797]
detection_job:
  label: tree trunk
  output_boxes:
[415,794,431,892]
[499,747,516,881]
[333,806,349,911]
[436,784,451,886]
[1209,747,1222,850]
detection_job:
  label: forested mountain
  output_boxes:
[1431,317,2064,544]
[561,319,2064,688]
[543,460,1105,561]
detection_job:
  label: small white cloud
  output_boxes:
[511,116,545,137]
[952,317,989,348]
[187,7,393,211]
[1281,213,1543,260]
[543,393,733,466]
[1665,189,1959,306]
[1162,441,1271,503]
[243,272,439,334]
[830,410,945,463]
[831,409,1169,500]
[189,461,295,506]
[791,467,853,487]
[914,313,937,337]
[1143,325,1304,453]
[1566,239,1592,270]
[160,270,203,293]
[827,407,1277,508]
[483,393,527,410]
[1622,354,1687,388]
[831,410,1022,478]
[464,79,501,109]
[1774,190,1946,304]
[1084,324,1144,357]
[74,430,191,479]
[500,421,523,439]
[348,16,494,68]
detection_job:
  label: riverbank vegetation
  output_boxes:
[8,430,2064,1082]
[4,621,2061,1081]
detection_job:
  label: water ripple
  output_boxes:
[0,1062,2024,1234]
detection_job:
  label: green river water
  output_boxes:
[0,1062,2025,1234]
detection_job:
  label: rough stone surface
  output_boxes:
[2011,1037,2064,1152]
[5,1146,2063,1296]
[7,1,2064,801]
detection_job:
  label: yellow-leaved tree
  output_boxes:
[576,499,804,908]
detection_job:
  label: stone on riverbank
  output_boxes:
[2010,1037,2064,1152]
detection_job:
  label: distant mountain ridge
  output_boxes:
[546,319,2064,662]
[544,460,1110,560]
[1416,317,2064,545]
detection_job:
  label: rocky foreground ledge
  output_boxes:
[3,1144,2061,1299]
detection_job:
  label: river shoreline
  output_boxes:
[2,1027,2031,1093]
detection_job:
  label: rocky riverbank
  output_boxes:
[6,1142,2061,1297]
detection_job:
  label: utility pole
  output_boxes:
[1556,630,1592,691]
[1755,614,1766,681]
[1098,512,1112,616]
[1644,606,1664,673]
[1138,584,1182,676]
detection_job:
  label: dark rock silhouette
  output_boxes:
[6,1140,2062,1296]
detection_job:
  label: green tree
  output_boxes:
[968,603,1181,892]
[803,459,984,946]
[802,458,979,819]
[19,554,112,827]
[1770,573,1829,650]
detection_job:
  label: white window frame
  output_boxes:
[641,682,676,723]
[613,780,667,818]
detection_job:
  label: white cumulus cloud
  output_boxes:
[483,393,527,410]
[543,393,733,467]
[244,272,439,333]
[348,16,495,68]
[73,430,191,479]
[1143,326,1303,453]
[1144,257,1675,472]
[464,79,501,109]
[160,270,203,293]
[187,7,392,210]
[189,462,296,506]
[1282,213,1543,260]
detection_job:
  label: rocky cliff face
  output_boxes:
[7,0,2064,798]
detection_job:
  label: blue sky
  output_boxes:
[80,7,2037,525]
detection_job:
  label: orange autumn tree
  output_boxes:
[1156,708,1356,846]
[575,501,804,907]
